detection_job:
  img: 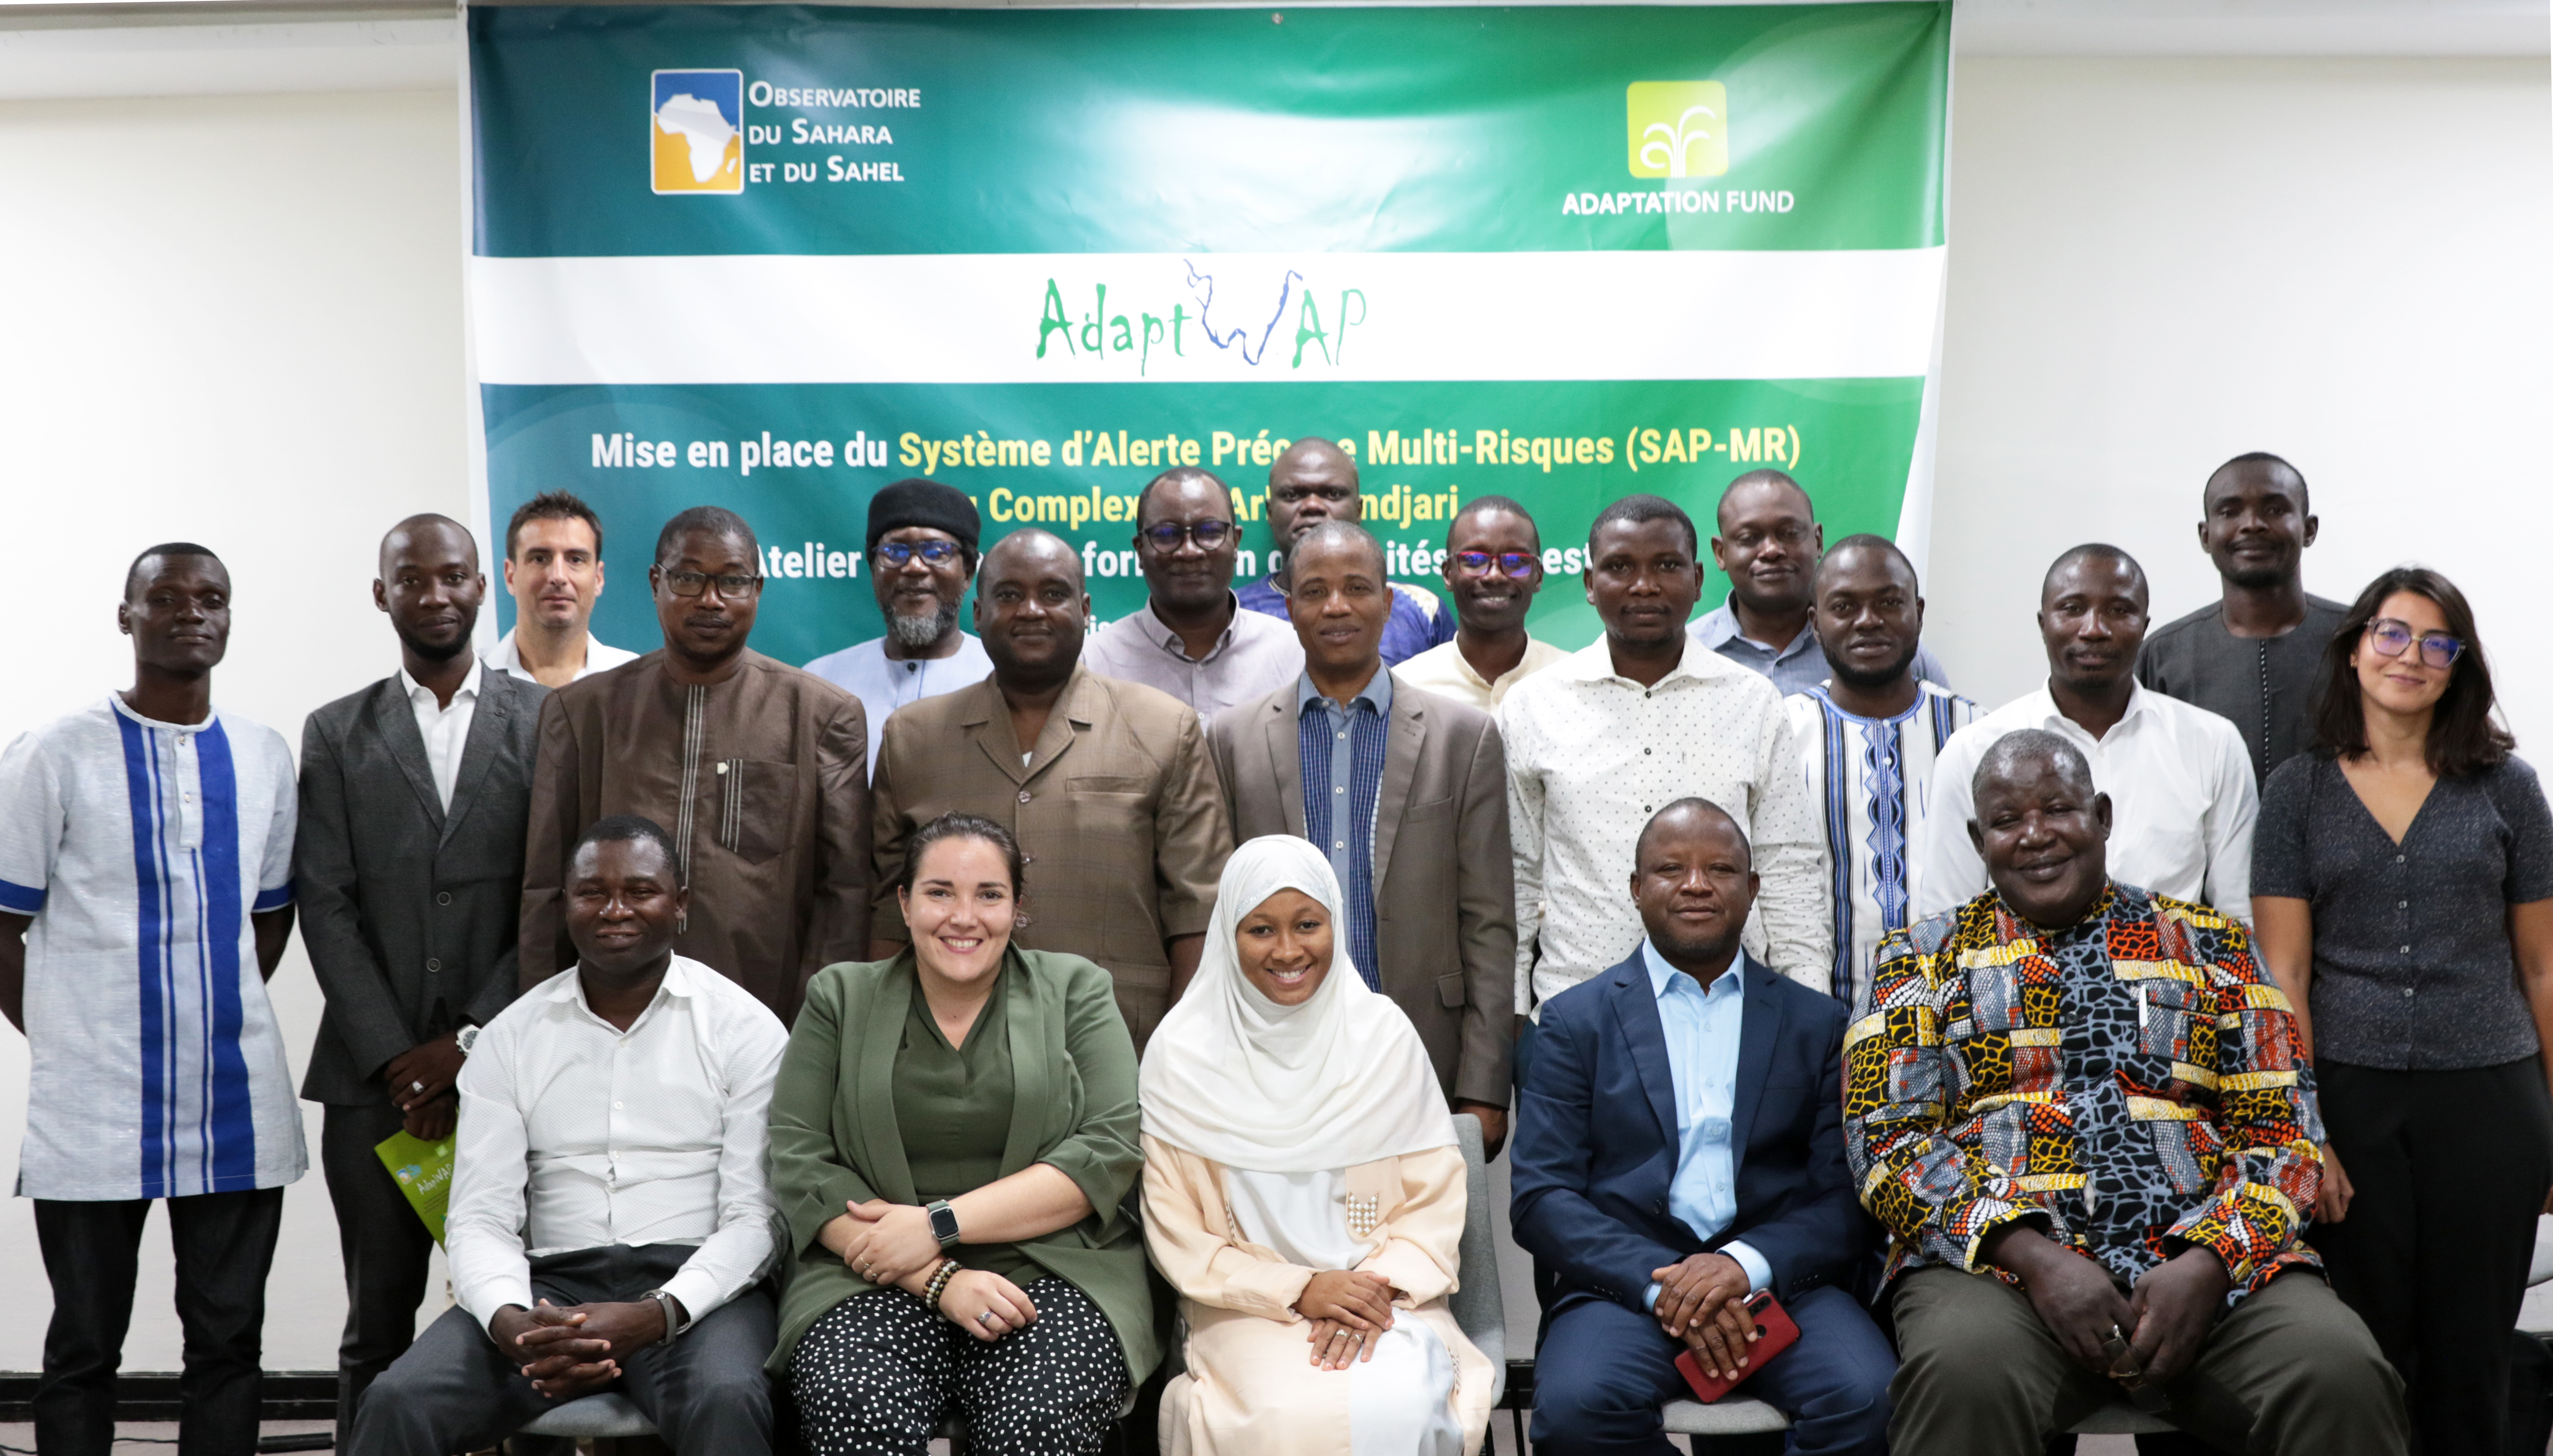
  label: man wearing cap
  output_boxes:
[804,479,995,775]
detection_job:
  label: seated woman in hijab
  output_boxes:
[766,812,1156,1456]
[1140,835,1493,1456]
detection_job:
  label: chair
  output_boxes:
[519,1390,657,1439]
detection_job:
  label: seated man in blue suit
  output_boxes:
[1513,797,1892,1455]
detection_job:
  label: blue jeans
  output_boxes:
[1533,1285,1893,1456]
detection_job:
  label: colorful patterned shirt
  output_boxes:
[1844,881,2323,1298]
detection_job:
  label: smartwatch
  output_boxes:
[927,1198,962,1249]
[643,1288,691,1346]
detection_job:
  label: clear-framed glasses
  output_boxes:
[661,569,763,599]
[1139,519,1234,552]
[1452,550,1538,579]
[875,539,964,568]
[2365,617,2463,669]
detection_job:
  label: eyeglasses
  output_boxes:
[2364,617,2462,670]
[661,569,763,599]
[875,540,964,568]
[1139,520,1234,552]
[1452,550,1538,579]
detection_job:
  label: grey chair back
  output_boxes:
[1449,1112,1508,1405]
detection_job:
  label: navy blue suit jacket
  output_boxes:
[1510,950,1873,1318]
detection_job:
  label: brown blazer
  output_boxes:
[521,648,870,1024]
[872,664,1233,1050]
[1206,674,1515,1107]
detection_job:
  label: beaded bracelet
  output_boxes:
[922,1257,963,1310]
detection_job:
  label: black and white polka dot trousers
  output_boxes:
[790,1276,1131,1456]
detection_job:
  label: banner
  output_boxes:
[468,1,1949,659]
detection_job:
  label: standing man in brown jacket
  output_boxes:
[1207,520,1516,1151]
[520,506,869,1023]
[870,528,1232,1050]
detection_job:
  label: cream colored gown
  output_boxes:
[1142,1135,1493,1456]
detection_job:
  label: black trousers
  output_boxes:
[2311,1055,2553,1456]
[341,1242,775,1456]
[319,1099,438,1435]
[33,1186,286,1456]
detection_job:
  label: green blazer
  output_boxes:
[765,946,1158,1379]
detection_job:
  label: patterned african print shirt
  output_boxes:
[1788,681,1978,1009]
[1843,881,2323,1298]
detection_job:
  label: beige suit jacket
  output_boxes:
[1206,674,1516,1107]
[872,664,1233,1050]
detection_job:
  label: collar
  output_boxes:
[399,656,484,709]
[1296,663,1393,718]
[1640,937,1746,1000]
[1137,594,1240,663]
[1809,679,1932,728]
[1692,602,1813,659]
[1556,633,1740,688]
[957,661,1097,730]
[2024,679,2154,740]
[1989,880,2121,941]
[551,953,701,1008]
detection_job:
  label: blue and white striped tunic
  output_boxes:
[1785,680,1978,1014]
[0,696,304,1201]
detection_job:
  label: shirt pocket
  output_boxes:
[1064,776,1154,849]
[718,758,796,865]
[1403,795,1454,823]
[2129,976,2208,1068]
[2129,1097,2223,1198]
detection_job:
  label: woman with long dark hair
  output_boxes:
[2252,566,2553,1454]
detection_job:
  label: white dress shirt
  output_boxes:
[446,955,788,1331]
[482,626,639,685]
[1914,682,2258,925]
[399,658,483,811]
[1394,633,1571,712]
[1498,638,1830,1015]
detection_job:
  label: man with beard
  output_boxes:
[1915,545,2256,927]
[870,529,1232,1050]
[0,544,302,1455]
[2135,453,2348,784]
[1083,465,1302,727]
[1398,496,1572,710]
[1785,536,1976,1009]
[1689,471,1949,696]
[1235,437,1454,666]
[805,478,993,776]
[521,506,870,1023]
[297,515,548,1435]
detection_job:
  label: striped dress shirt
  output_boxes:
[1297,670,1390,989]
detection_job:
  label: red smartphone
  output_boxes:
[1672,1290,1801,1403]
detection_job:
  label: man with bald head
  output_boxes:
[1083,464,1302,726]
[522,505,872,1022]
[2,544,303,1455]
[872,528,1233,1048]
[1209,520,1516,1139]
[297,514,549,1432]
[1235,436,1455,666]
[1915,544,2256,925]
[2136,452,2347,784]
[1690,470,1950,696]
[1516,798,1892,1455]
[1850,732,2401,1455]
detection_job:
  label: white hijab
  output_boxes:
[1140,836,1456,1175]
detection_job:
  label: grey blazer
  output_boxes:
[296,668,547,1106]
[1206,673,1516,1107]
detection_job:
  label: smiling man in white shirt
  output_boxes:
[1915,543,2257,927]
[345,815,788,1456]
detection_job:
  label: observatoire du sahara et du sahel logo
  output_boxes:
[1626,80,1728,179]
[653,69,744,194]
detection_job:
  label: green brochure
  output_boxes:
[374,1129,459,1246]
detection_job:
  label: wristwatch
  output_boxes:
[643,1288,691,1346]
[454,1024,480,1058]
[927,1198,961,1249]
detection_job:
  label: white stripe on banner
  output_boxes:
[470,249,1946,387]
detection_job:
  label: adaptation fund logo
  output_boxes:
[1626,80,1728,179]
[653,69,745,194]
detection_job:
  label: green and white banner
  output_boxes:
[467,1,1950,658]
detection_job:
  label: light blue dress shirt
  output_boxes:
[1640,938,1774,1306]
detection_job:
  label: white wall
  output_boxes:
[0,45,2544,1373]
[1928,56,2553,745]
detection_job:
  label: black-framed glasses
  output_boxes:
[661,569,763,599]
[1139,520,1234,552]
[1452,550,1538,579]
[875,540,964,568]
[2365,617,2462,669]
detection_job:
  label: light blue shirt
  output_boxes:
[1640,938,1774,1306]
[801,633,994,778]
